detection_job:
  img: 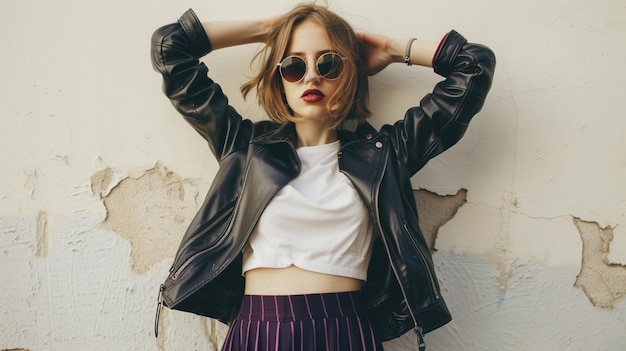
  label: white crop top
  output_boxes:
[242,141,374,281]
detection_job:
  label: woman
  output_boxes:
[151,3,495,350]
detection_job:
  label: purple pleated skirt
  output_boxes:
[221,291,383,351]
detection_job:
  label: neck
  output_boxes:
[294,120,338,148]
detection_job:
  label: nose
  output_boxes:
[303,57,321,83]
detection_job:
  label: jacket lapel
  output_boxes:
[228,121,385,244]
[337,124,386,208]
[228,123,301,242]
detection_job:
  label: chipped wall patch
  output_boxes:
[95,162,199,275]
[91,166,127,199]
[413,188,467,252]
[608,226,626,266]
[91,167,115,198]
[574,217,626,308]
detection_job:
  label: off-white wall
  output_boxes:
[1,0,625,350]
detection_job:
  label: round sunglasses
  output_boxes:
[277,52,345,83]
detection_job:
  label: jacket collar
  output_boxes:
[252,121,379,146]
[251,122,297,146]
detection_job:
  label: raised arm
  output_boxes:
[151,9,275,162]
[361,30,496,175]
[201,18,273,51]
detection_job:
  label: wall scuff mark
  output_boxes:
[413,188,467,251]
[93,162,199,275]
[574,217,626,308]
[23,169,39,199]
[486,240,513,290]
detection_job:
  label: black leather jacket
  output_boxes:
[151,8,495,343]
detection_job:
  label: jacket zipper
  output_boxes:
[155,284,164,338]
[155,205,235,336]
[376,214,428,350]
[368,143,427,351]
[172,244,219,280]
[402,222,441,300]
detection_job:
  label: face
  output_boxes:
[280,19,341,124]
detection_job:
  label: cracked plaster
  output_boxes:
[93,162,199,275]
[413,188,467,251]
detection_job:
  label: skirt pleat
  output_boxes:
[221,292,383,351]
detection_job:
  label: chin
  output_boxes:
[292,107,332,120]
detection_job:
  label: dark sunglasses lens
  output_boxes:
[317,53,343,80]
[280,56,306,82]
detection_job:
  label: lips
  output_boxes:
[301,89,325,103]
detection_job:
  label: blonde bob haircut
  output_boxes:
[240,3,371,129]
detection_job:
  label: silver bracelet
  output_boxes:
[404,38,417,66]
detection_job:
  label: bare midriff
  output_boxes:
[244,265,362,295]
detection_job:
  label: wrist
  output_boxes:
[404,38,417,65]
[389,38,407,63]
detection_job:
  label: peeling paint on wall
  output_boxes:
[413,188,467,251]
[91,167,115,199]
[574,217,626,308]
[92,162,199,275]
[35,211,49,258]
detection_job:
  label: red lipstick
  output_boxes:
[301,89,325,102]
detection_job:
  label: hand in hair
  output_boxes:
[358,32,439,74]
[357,32,397,76]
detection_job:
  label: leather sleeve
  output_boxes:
[382,30,496,176]
[150,9,254,162]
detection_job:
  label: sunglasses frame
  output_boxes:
[277,52,345,83]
